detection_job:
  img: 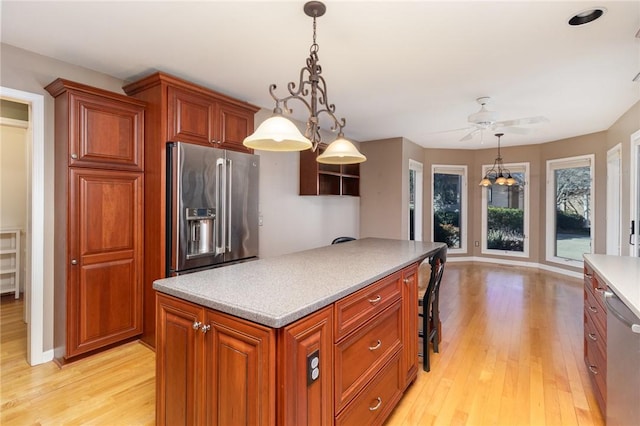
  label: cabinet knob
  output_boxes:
[403,278,410,284]
[71,154,78,159]
[192,321,202,330]
[71,259,78,265]
[200,324,211,334]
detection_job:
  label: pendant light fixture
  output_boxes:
[479,133,517,187]
[243,1,366,165]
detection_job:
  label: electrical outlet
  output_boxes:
[307,349,320,386]
[475,241,480,247]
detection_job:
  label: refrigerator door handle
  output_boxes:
[216,157,226,255]
[226,158,233,253]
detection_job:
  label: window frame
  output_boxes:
[545,154,595,267]
[481,162,530,258]
[431,164,467,254]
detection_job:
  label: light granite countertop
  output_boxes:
[153,238,445,328]
[583,254,640,318]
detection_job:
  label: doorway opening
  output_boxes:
[606,144,622,255]
[1,87,47,365]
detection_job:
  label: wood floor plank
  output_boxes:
[1,262,605,425]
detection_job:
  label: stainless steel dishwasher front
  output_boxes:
[604,289,640,426]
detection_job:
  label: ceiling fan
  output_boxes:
[458,97,548,142]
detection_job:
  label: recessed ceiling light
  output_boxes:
[568,7,607,26]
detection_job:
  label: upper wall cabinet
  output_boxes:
[300,144,360,196]
[45,79,144,171]
[167,84,256,153]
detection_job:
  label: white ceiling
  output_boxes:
[2,1,639,149]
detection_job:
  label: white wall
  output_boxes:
[255,109,360,258]
[0,123,28,291]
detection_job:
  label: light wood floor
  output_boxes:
[0,263,604,425]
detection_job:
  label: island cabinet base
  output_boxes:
[156,262,420,425]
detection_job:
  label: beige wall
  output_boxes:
[0,123,28,292]
[359,138,403,239]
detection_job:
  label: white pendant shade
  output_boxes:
[243,116,312,152]
[316,137,366,165]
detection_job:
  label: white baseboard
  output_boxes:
[447,256,583,279]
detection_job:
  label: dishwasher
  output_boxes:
[604,288,640,425]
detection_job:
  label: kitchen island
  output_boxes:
[583,254,640,424]
[153,238,445,425]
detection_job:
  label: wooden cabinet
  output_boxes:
[123,72,259,347]
[300,144,360,196]
[167,85,255,153]
[156,263,419,426]
[46,79,145,362]
[156,293,275,426]
[584,263,607,415]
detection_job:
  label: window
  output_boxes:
[409,160,423,241]
[546,155,594,266]
[432,165,467,253]
[481,162,529,257]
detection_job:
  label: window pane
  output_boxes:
[409,169,415,240]
[486,172,525,252]
[554,166,591,260]
[433,173,461,249]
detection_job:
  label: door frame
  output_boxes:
[0,86,47,365]
[606,144,622,255]
[408,159,423,241]
[631,129,640,257]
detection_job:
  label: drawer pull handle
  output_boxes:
[588,333,597,341]
[595,287,605,294]
[368,295,382,304]
[588,306,598,313]
[369,397,382,411]
[588,365,599,375]
[584,273,593,278]
[369,340,382,351]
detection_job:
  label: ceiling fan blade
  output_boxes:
[460,129,479,141]
[426,126,473,136]
[500,126,533,135]
[497,116,549,127]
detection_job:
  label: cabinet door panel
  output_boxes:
[156,294,204,426]
[168,86,214,144]
[218,102,253,153]
[70,91,144,170]
[67,169,143,357]
[205,311,275,426]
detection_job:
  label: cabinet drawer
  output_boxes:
[584,308,605,362]
[334,271,402,340]
[335,353,403,426]
[584,287,606,337]
[335,301,402,412]
[584,322,607,406]
[584,265,606,297]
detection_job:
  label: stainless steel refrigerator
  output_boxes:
[167,142,259,275]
